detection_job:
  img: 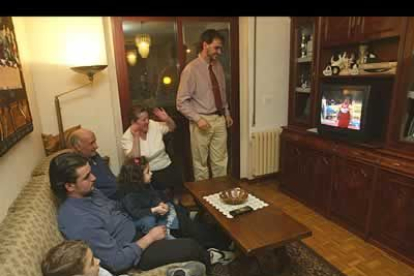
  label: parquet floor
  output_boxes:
[245,180,414,276]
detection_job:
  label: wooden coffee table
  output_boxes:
[185,176,312,276]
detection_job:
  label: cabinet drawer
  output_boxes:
[380,157,414,177]
[335,145,380,164]
[283,131,334,152]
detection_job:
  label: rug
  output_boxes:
[210,240,347,276]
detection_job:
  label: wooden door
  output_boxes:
[112,17,240,181]
[357,17,406,41]
[371,170,414,260]
[331,157,375,232]
[309,150,332,215]
[281,139,306,200]
[320,17,355,47]
[179,17,240,180]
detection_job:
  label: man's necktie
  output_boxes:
[208,64,223,115]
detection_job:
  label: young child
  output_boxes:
[117,157,236,266]
[41,240,121,276]
[41,240,206,276]
[117,156,179,239]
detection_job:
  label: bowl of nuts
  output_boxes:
[219,187,248,205]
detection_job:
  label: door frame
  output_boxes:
[111,16,240,179]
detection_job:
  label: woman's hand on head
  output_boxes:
[153,107,169,122]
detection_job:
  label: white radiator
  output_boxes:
[250,129,281,177]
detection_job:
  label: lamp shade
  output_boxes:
[135,34,151,58]
[70,65,108,81]
[126,50,137,66]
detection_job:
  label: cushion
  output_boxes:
[0,174,64,276]
[41,125,81,156]
[1,149,191,276]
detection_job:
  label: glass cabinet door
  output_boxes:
[290,17,316,126]
[121,19,179,117]
[399,44,414,142]
[388,17,414,154]
[112,17,240,180]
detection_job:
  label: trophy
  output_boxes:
[300,33,307,58]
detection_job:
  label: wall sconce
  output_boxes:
[163,76,172,85]
[126,50,137,66]
[55,65,107,148]
[135,34,151,58]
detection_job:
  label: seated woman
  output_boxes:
[117,156,235,260]
[121,105,183,202]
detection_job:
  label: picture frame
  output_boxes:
[0,17,33,157]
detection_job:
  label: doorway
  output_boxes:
[112,17,240,181]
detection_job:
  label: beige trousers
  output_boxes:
[190,114,228,181]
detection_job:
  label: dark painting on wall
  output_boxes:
[0,17,33,157]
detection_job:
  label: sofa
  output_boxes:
[0,150,192,276]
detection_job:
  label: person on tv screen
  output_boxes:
[337,97,352,128]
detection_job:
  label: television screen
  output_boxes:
[320,85,370,130]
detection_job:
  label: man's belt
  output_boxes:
[200,110,223,116]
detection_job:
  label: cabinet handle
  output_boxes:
[393,162,401,167]
[322,157,329,165]
[350,17,355,33]
[360,169,367,178]
[357,16,362,27]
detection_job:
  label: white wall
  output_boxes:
[23,17,123,174]
[0,17,45,222]
[239,17,291,179]
[0,17,292,221]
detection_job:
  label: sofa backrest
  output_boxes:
[0,150,193,276]
[0,150,68,276]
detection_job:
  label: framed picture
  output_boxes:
[0,17,33,157]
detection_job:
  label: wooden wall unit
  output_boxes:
[321,17,406,47]
[282,16,414,267]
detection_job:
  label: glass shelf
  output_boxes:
[320,74,395,79]
[290,17,316,126]
[296,87,311,93]
[297,56,313,63]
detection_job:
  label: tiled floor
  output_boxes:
[245,180,414,276]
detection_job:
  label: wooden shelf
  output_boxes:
[320,74,395,79]
[297,56,313,63]
[296,87,311,93]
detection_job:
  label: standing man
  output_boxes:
[176,29,233,181]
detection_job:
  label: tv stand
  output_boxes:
[306,128,384,149]
[280,126,414,267]
[285,17,414,267]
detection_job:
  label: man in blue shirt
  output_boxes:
[49,152,210,274]
[69,128,118,200]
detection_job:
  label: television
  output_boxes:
[317,83,385,142]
